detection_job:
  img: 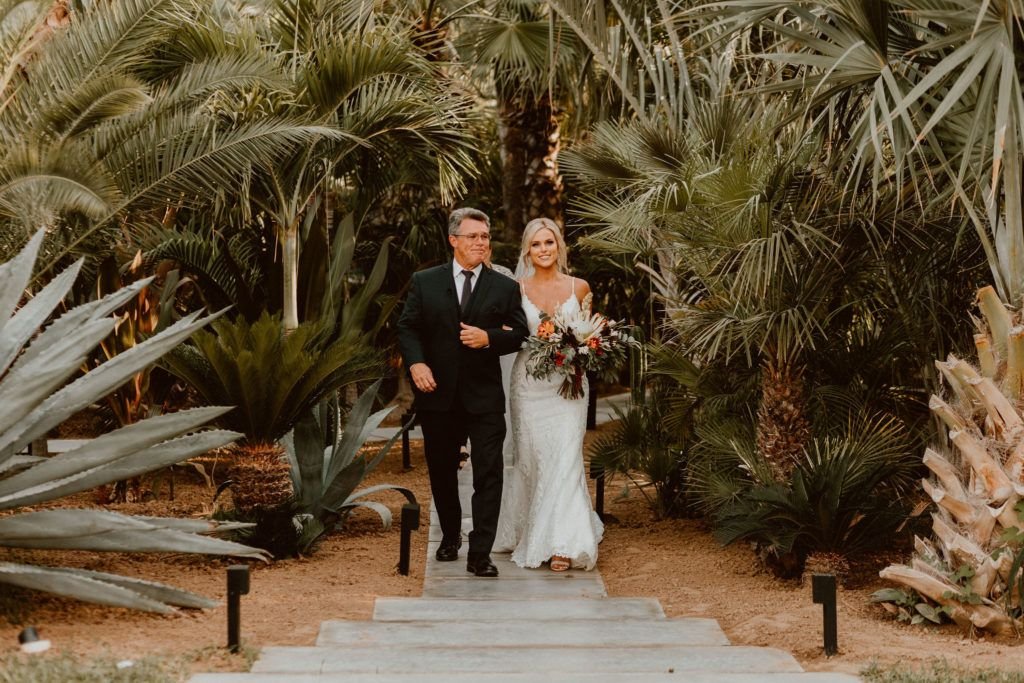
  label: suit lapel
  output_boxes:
[438,263,461,326]
[463,266,494,321]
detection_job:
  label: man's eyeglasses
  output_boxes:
[454,233,491,242]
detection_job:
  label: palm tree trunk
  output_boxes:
[282,222,299,332]
[498,88,565,241]
[756,360,811,481]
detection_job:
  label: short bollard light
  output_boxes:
[811,573,838,656]
[401,411,417,471]
[399,502,421,576]
[589,460,605,521]
[18,626,50,654]
[226,564,250,653]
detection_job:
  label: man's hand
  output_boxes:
[459,322,490,349]
[409,362,437,392]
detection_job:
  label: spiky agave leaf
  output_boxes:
[0,228,265,613]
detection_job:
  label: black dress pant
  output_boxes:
[419,401,505,556]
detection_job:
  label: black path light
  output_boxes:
[18,626,50,654]
[589,459,605,522]
[400,411,417,471]
[399,501,421,576]
[812,573,838,656]
[226,565,250,653]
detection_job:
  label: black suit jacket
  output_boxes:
[397,263,528,414]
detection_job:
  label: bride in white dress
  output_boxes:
[494,218,604,571]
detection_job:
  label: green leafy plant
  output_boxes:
[281,380,413,554]
[871,587,953,626]
[234,380,412,557]
[163,311,380,445]
[588,394,690,519]
[0,230,267,613]
[713,416,917,576]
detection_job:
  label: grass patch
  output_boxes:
[0,651,187,682]
[862,660,1024,683]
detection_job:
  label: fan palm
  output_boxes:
[0,229,266,613]
[703,0,1024,307]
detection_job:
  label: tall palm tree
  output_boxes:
[454,0,588,239]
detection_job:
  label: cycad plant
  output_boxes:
[0,230,266,613]
[162,311,381,514]
[713,415,918,577]
[879,287,1024,635]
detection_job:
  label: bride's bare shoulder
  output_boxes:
[573,277,592,299]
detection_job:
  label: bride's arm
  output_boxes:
[486,285,529,355]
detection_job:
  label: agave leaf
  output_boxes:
[0,406,233,498]
[39,566,216,609]
[0,510,270,559]
[131,517,255,534]
[12,277,153,370]
[344,483,414,505]
[0,318,114,438]
[0,308,225,460]
[284,408,325,510]
[0,428,241,509]
[0,257,82,377]
[344,499,392,529]
[323,379,389,484]
[0,561,174,614]
[0,454,45,475]
[0,227,43,325]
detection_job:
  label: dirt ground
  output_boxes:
[3,423,1024,678]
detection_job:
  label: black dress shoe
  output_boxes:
[466,554,499,577]
[435,539,462,562]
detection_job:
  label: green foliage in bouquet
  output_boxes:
[0,230,267,614]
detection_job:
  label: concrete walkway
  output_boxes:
[190,431,861,682]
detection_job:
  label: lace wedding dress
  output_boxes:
[494,284,604,570]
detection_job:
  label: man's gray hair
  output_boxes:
[447,207,490,236]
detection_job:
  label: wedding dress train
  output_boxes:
[494,287,604,569]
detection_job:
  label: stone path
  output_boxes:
[190,453,861,682]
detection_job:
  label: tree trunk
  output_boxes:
[498,87,564,243]
[282,223,299,332]
[756,360,811,481]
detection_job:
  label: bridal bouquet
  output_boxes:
[524,294,639,400]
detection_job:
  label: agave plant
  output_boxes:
[280,380,412,555]
[0,230,267,613]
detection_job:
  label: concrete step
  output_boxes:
[192,673,861,683]
[251,644,806,675]
[422,575,606,599]
[373,597,666,621]
[316,618,729,648]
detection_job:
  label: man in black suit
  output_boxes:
[397,208,528,577]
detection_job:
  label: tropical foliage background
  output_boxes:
[2,0,1023,633]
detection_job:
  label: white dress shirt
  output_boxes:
[453,260,484,294]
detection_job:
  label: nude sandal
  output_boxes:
[550,556,571,572]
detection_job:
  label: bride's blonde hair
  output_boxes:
[516,218,568,278]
